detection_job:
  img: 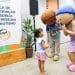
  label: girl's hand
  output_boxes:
[61,25,67,31]
[41,41,50,49]
[46,44,50,48]
[62,24,75,36]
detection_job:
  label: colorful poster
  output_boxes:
[0,0,22,52]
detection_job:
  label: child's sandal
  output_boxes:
[66,63,73,68]
[68,64,75,72]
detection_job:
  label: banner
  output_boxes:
[0,0,22,52]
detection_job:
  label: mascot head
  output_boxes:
[56,6,75,25]
[41,9,56,25]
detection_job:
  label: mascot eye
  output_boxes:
[59,19,62,23]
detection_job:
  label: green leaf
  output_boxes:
[29,19,31,24]
[22,18,34,47]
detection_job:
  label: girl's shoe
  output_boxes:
[66,63,73,68]
[53,55,59,61]
[68,64,75,72]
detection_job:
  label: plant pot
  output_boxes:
[25,47,33,58]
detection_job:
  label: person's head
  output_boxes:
[34,28,43,38]
[56,13,74,29]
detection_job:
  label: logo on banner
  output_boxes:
[0,0,21,46]
[0,29,10,40]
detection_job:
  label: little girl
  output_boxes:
[62,20,75,72]
[34,28,49,75]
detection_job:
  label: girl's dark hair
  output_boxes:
[34,28,43,38]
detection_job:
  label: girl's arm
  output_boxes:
[66,30,75,36]
[62,24,75,36]
[41,40,49,49]
[66,21,75,36]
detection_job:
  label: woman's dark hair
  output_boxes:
[34,28,43,38]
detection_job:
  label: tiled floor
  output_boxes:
[0,43,75,75]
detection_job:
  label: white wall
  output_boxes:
[21,0,30,19]
[59,0,75,8]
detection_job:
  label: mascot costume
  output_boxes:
[41,9,61,61]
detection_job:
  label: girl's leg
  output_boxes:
[67,52,75,68]
[67,52,75,72]
[41,61,45,73]
[38,60,41,72]
[68,52,75,63]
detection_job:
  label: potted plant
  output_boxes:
[22,18,34,58]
